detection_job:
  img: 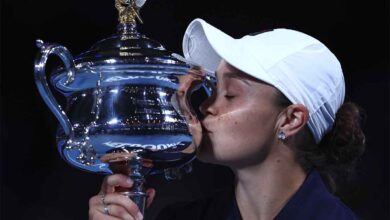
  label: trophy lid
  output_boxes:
[75,0,183,68]
[51,0,189,93]
[74,24,183,68]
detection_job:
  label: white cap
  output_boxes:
[182,18,345,143]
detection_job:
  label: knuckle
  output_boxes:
[107,174,128,186]
[116,206,126,216]
[112,205,132,219]
[106,175,118,184]
[89,196,98,206]
[118,195,133,206]
[116,195,139,214]
[127,200,140,214]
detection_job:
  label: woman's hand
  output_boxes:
[89,174,156,220]
[174,67,206,148]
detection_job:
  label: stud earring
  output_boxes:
[278,130,286,140]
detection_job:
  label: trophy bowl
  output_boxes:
[33,0,214,214]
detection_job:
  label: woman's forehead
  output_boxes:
[216,61,250,80]
[216,60,273,87]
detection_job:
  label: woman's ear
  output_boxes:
[278,104,309,139]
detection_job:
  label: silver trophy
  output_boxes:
[34,0,213,214]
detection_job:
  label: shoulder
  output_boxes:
[310,191,360,220]
[276,170,360,220]
[306,172,360,220]
[155,187,235,220]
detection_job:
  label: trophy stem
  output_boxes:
[117,23,140,35]
[124,154,147,214]
[121,191,147,214]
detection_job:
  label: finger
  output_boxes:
[146,188,156,208]
[188,68,206,77]
[89,194,111,207]
[100,174,133,194]
[177,73,204,95]
[89,208,121,220]
[103,193,143,219]
[104,204,136,220]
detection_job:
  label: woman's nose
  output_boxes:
[199,94,217,116]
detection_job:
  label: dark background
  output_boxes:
[1,0,389,219]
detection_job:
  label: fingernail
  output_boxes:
[137,212,144,220]
[126,177,133,185]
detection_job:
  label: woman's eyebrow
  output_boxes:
[222,72,252,86]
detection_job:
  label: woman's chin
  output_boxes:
[196,148,217,164]
[196,150,228,166]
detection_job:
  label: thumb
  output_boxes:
[146,188,156,208]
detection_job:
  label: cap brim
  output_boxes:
[182,18,275,85]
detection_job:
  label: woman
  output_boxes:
[88,18,365,220]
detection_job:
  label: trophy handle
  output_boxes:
[34,39,75,141]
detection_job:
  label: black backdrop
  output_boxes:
[1,0,389,219]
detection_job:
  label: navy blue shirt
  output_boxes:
[156,170,359,220]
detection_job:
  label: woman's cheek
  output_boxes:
[203,107,276,160]
[204,115,259,153]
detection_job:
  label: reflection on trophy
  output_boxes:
[33,0,213,214]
